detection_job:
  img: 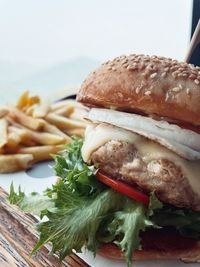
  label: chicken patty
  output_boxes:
[91,140,200,211]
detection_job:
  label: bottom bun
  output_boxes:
[98,228,200,263]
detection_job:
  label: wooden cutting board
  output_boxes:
[0,187,89,267]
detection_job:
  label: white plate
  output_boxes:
[0,162,198,267]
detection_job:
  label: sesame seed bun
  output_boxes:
[98,228,200,263]
[77,54,200,126]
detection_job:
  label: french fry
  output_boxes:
[41,120,72,141]
[54,105,74,117]
[46,113,86,130]
[10,123,65,145]
[65,128,85,137]
[6,116,20,127]
[0,118,8,148]
[8,123,64,146]
[25,104,37,116]
[20,140,37,147]
[33,100,49,118]
[0,154,33,173]
[7,122,35,146]
[10,108,44,130]
[27,95,40,107]
[8,125,31,141]
[16,91,40,111]
[69,108,88,122]
[30,131,66,145]
[16,90,29,109]
[18,145,63,162]
[0,91,92,173]
[7,120,38,145]
[50,100,82,111]
[6,132,21,148]
[3,145,21,154]
[0,106,9,118]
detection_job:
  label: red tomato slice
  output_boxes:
[96,172,149,205]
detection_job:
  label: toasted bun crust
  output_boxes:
[77,54,200,126]
[98,228,200,263]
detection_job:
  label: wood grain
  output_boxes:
[0,187,89,267]
[185,19,200,63]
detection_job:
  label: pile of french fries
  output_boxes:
[0,91,89,173]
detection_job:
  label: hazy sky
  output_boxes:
[0,0,192,66]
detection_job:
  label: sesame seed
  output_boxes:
[135,88,141,94]
[123,63,129,68]
[182,73,187,77]
[127,65,137,71]
[122,59,128,65]
[119,55,126,59]
[152,58,159,63]
[194,79,200,85]
[172,87,180,92]
[181,63,188,67]
[161,72,167,78]
[118,92,123,98]
[144,91,151,96]
[150,72,157,78]
[165,93,170,101]
[172,72,177,78]
[143,70,151,77]
[186,88,190,94]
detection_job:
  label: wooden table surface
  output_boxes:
[0,187,89,267]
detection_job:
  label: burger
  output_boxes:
[76,54,200,264]
[10,54,200,266]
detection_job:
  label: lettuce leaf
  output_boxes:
[108,200,154,267]
[31,179,159,265]
[9,182,54,216]
[9,182,25,205]
[32,186,125,259]
[53,137,103,197]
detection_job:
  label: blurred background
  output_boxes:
[0,0,195,104]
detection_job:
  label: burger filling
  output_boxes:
[9,109,200,267]
[82,123,200,211]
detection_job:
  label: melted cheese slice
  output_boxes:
[82,124,200,197]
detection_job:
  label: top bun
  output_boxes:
[77,54,200,126]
